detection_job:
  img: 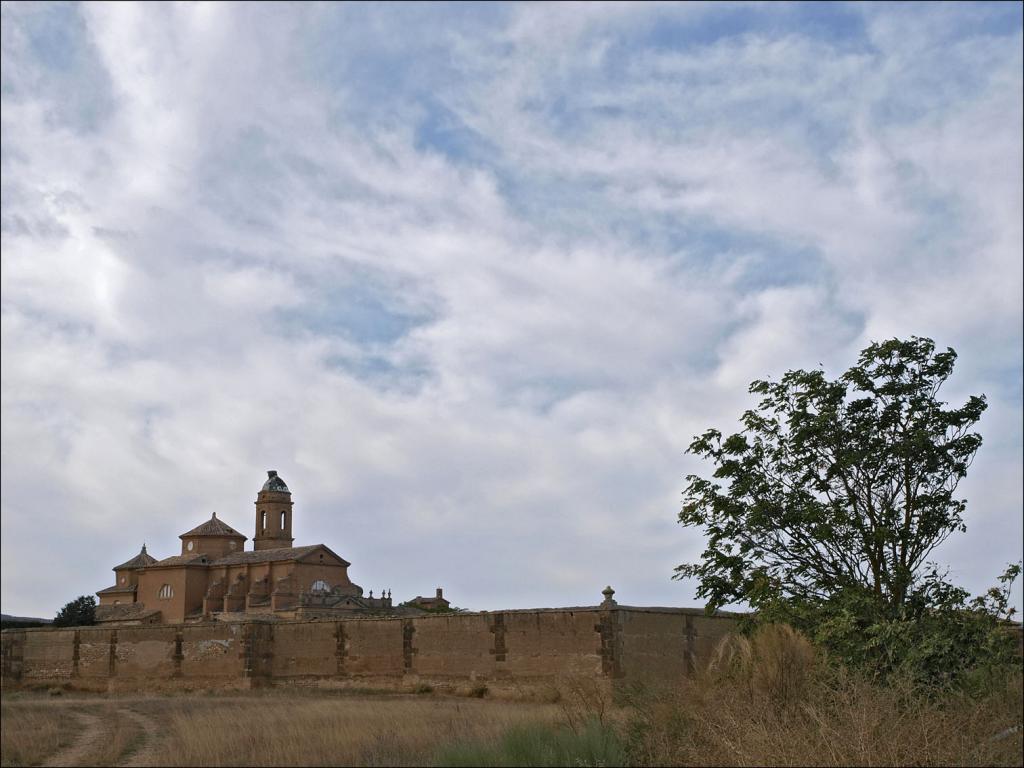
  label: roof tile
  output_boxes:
[180,513,246,539]
[113,545,158,571]
[209,545,322,566]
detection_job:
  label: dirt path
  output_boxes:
[117,708,163,767]
[41,710,106,768]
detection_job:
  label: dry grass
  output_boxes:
[146,694,559,766]
[93,703,143,767]
[3,640,1021,768]
[0,698,143,768]
[0,700,83,767]
[0,691,561,768]
[625,624,1024,767]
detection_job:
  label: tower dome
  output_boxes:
[262,470,290,493]
[254,470,295,551]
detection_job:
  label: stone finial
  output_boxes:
[601,585,617,607]
[212,511,217,519]
[141,543,147,554]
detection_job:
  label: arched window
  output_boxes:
[159,584,174,599]
[311,579,329,593]
[280,511,287,530]
[261,510,267,533]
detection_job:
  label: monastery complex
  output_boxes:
[95,471,447,624]
[3,469,746,695]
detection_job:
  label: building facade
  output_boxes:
[96,471,401,624]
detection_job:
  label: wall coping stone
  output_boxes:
[2,604,746,634]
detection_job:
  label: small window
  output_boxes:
[120,576,126,584]
[261,510,267,530]
[229,540,236,550]
[187,540,194,551]
[311,579,329,593]
[114,600,121,605]
[159,584,174,599]
[280,511,287,530]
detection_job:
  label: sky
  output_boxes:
[1,1,1021,619]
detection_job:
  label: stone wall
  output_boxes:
[1,606,740,693]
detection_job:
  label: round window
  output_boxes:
[120,576,126,584]
[229,541,236,550]
[187,541,194,551]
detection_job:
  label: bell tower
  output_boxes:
[253,470,295,551]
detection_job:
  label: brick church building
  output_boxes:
[96,471,403,624]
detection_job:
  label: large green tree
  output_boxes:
[53,595,96,627]
[676,337,988,616]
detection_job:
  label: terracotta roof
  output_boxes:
[147,553,210,568]
[95,604,161,623]
[113,545,158,571]
[97,584,137,595]
[141,544,349,569]
[180,513,246,539]
[209,544,327,566]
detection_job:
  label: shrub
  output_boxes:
[754,565,1022,690]
[623,632,1024,767]
[437,719,626,767]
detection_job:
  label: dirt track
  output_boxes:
[30,699,163,767]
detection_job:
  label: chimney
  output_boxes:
[436,587,443,599]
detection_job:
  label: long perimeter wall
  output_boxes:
[1,606,740,693]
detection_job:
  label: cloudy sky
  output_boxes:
[2,1,1021,619]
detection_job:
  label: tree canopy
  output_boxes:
[53,595,96,627]
[676,337,988,616]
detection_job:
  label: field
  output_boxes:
[2,669,1021,768]
[3,625,1022,767]
[0,688,563,767]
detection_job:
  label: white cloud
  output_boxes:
[2,2,1021,618]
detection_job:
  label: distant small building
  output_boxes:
[94,470,433,624]
[408,588,451,611]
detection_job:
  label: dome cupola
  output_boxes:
[254,470,295,551]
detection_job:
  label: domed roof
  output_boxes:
[261,470,290,493]
[113,544,158,571]
[180,512,246,539]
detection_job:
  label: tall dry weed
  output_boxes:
[553,677,615,734]
[0,702,82,767]
[707,622,817,707]
[625,624,1024,767]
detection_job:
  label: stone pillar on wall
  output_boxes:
[402,620,417,674]
[334,622,347,676]
[71,630,81,678]
[1,630,26,685]
[596,587,623,679]
[488,613,508,673]
[240,622,273,687]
